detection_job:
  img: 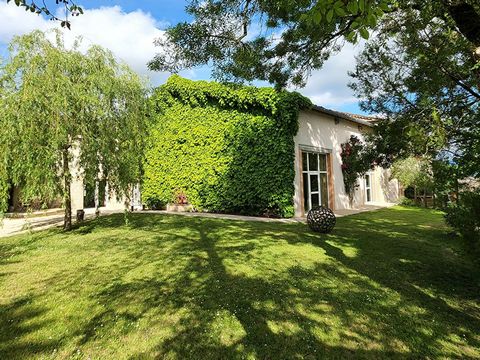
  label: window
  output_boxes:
[365,173,372,203]
[302,151,329,212]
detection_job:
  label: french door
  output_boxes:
[302,151,329,212]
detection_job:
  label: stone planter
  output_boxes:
[166,203,193,212]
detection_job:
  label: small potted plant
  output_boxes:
[167,189,192,212]
[175,190,188,205]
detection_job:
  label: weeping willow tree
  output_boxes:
[0,30,148,230]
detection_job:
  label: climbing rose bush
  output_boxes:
[340,135,374,203]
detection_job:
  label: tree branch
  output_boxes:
[443,1,480,47]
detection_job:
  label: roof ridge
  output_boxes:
[310,105,374,127]
[339,111,379,121]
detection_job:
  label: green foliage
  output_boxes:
[123,209,131,227]
[149,0,397,88]
[1,208,479,358]
[7,0,83,28]
[391,157,433,191]
[431,159,461,208]
[0,30,148,228]
[399,197,416,207]
[340,135,374,203]
[391,157,435,207]
[350,3,479,175]
[149,1,480,88]
[143,75,310,217]
[445,190,480,244]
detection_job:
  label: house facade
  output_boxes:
[6,153,140,215]
[6,76,399,217]
[68,104,399,217]
[69,178,140,215]
[293,106,399,217]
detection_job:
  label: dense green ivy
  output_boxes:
[143,75,311,217]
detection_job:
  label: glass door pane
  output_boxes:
[365,174,372,202]
[319,154,327,171]
[302,152,308,171]
[308,153,318,171]
[310,174,319,192]
[320,173,328,207]
[303,173,309,212]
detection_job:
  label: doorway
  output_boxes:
[84,180,106,208]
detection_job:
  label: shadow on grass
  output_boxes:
[0,242,19,266]
[2,208,479,358]
[66,209,479,358]
[0,296,56,358]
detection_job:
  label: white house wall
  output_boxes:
[68,142,132,213]
[293,109,399,217]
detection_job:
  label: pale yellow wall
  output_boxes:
[68,142,131,212]
[104,184,129,210]
[293,109,399,217]
[70,178,131,212]
[371,167,400,204]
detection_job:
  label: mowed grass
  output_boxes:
[0,207,479,359]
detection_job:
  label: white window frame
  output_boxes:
[365,172,373,203]
[302,151,329,212]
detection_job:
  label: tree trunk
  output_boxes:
[445,1,480,48]
[423,188,428,208]
[94,180,100,217]
[414,185,417,205]
[62,149,72,231]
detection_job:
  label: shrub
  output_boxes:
[143,75,311,217]
[144,197,166,210]
[173,189,188,205]
[444,190,480,243]
[400,197,417,207]
[404,186,415,199]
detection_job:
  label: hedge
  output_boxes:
[143,75,311,217]
[445,190,480,244]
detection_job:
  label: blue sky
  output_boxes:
[0,0,367,114]
[95,0,192,23]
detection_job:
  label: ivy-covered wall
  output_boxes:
[143,75,311,217]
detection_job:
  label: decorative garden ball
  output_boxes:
[307,206,336,233]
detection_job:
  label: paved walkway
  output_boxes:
[0,208,118,238]
[334,203,396,217]
[0,204,395,238]
[141,210,306,223]
[142,203,395,222]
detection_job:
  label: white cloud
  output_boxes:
[0,2,366,111]
[295,41,365,110]
[0,3,169,86]
[0,3,51,40]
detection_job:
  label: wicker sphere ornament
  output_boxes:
[307,206,336,233]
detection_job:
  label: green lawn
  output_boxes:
[1,207,479,359]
